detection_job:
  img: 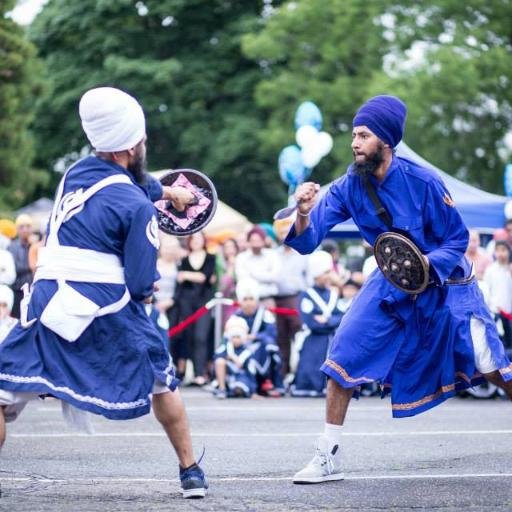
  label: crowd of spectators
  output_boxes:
[1,210,512,401]
[149,215,372,398]
[468,220,512,352]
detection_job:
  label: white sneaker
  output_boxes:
[293,436,344,484]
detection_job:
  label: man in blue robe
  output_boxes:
[288,95,512,484]
[291,251,344,398]
[0,87,207,498]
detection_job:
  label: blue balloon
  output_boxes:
[302,166,313,181]
[505,163,512,197]
[295,101,323,131]
[278,145,306,188]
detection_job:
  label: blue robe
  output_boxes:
[0,156,178,420]
[291,286,344,397]
[214,341,257,397]
[286,155,512,417]
[234,308,285,393]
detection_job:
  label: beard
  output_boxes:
[127,150,146,184]
[353,143,385,177]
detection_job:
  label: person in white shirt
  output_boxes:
[465,229,492,281]
[273,216,308,375]
[0,248,15,287]
[155,234,182,318]
[483,241,512,349]
[235,226,279,304]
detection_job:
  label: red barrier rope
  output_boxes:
[499,309,512,321]
[168,300,299,337]
[268,306,299,316]
[168,305,209,337]
[230,301,299,317]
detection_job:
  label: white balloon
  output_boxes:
[316,132,333,157]
[296,125,319,148]
[504,200,512,219]
[301,146,322,168]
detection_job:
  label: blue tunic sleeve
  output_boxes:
[423,177,469,284]
[285,177,351,254]
[254,322,276,345]
[123,202,160,301]
[144,174,163,202]
[325,302,344,330]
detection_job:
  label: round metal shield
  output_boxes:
[374,232,429,294]
[154,169,218,236]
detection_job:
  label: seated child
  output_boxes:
[0,285,17,343]
[234,278,285,396]
[291,251,344,397]
[213,315,257,399]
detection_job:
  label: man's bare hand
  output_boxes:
[162,185,196,212]
[295,182,320,215]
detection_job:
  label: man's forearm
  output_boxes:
[294,212,310,236]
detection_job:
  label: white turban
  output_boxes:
[79,87,146,152]
[0,285,14,311]
[236,278,260,302]
[224,315,249,339]
[308,250,333,279]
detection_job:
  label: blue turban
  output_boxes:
[352,95,407,148]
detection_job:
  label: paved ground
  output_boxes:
[1,389,511,511]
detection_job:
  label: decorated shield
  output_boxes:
[154,169,218,236]
[374,232,429,294]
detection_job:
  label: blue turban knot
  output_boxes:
[352,95,407,148]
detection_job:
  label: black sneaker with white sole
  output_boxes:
[179,463,208,498]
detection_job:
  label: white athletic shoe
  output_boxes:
[293,436,344,484]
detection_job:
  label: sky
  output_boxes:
[8,0,47,25]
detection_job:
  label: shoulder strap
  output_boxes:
[306,287,338,318]
[250,307,264,337]
[363,176,393,229]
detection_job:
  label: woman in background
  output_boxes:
[172,232,216,385]
[155,235,183,352]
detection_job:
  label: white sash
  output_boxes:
[35,246,125,284]
[23,169,134,340]
[249,307,265,337]
[47,174,132,247]
[305,287,338,319]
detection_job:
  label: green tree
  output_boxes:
[0,0,46,211]
[242,0,396,186]
[243,0,512,194]
[379,0,512,193]
[29,0,285,220]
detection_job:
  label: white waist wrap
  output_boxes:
[35,246,125,284]
[30,246,130,342]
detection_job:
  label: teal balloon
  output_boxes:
[295,101,323,130]
[278,145,306,187]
